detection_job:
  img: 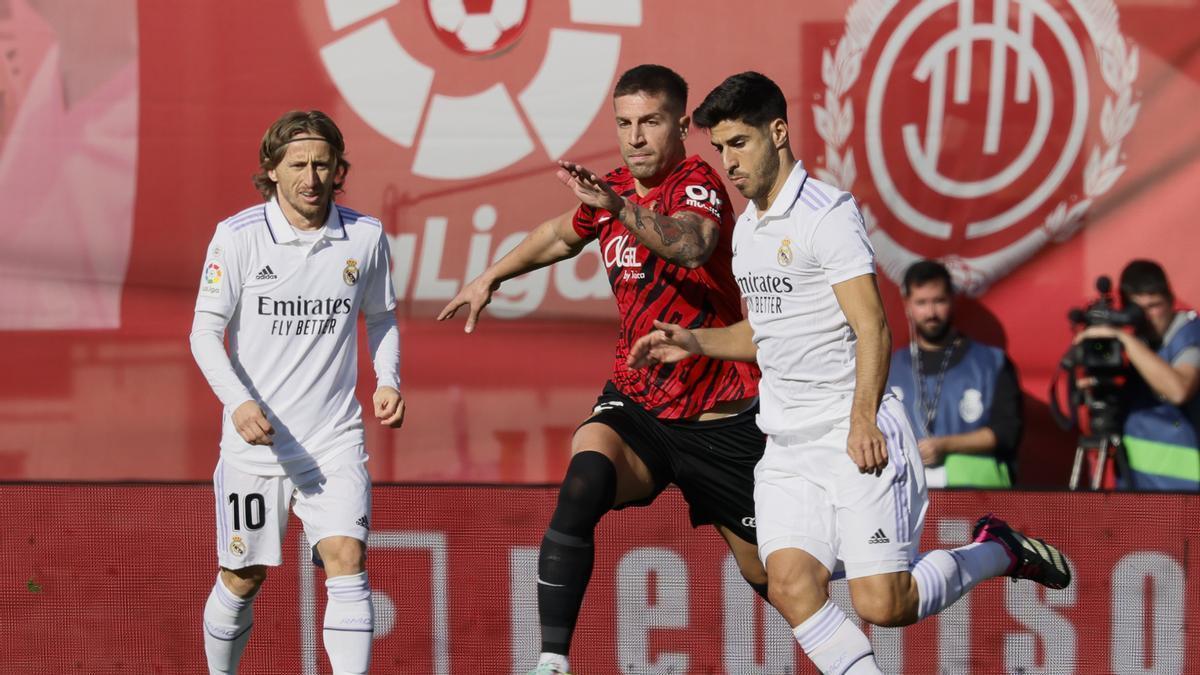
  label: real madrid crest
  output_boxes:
[342,259,360,286]
[777,238,794,266]
[229,535,247,558]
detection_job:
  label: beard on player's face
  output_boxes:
[615,93,686,184]
[916,316,953,344]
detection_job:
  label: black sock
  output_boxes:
[537,529,595,655]
[537,451,617,656]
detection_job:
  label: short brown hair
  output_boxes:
[252,110,350,200]
[613,64,688,115]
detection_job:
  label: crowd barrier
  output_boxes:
[2,484,1195,674]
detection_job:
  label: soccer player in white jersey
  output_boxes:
[190,110,403,675]
[630,73,1071,674]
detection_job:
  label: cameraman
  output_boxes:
[1075,260,1200,491]
[888,260,1022,488]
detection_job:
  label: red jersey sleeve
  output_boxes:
[571,203,599,239]
[662,161,726,223]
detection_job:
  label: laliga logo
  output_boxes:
[426,0,529,56]
[813,0,1140,295]
[317,0,643,180]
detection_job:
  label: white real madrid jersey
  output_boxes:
[194,198,396,475]
[731,163,876,436]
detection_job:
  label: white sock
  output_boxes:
[793,600,881,675]
[203,575,254,675]
[323,572,373,675]
[912,542,1011,619]
[537,652,570,672]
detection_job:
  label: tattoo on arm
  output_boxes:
[630,203,680,245]
[623,201,716,265]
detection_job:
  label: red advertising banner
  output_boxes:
[1,0,1199,485]
[3,485,1196,674]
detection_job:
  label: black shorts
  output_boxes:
[581,381,765,544]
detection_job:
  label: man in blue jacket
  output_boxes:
[888,260,1022,488]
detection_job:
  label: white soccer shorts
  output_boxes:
[212,450,371,569]
[754,397,928,579]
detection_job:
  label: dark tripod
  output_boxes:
[1068,432,1128,490]
[1067,375,1131,490]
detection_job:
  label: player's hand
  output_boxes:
[437,274,499,333]
[847,416,888,476]
[627,320,701,369]
[917,437,945,467]
[556,160,623,213]
[233,400,274,446]
[373,386,406,428]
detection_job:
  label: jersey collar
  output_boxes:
[265,198,347,243]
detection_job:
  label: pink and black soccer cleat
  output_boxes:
[973,514,1072,589]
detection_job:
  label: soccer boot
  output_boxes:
[972,513,1071,589]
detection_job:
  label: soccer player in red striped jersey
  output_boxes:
[439,65,767,674]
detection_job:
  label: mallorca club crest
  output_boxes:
[812,0,1140,295]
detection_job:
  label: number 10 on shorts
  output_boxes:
[228,492,266,530]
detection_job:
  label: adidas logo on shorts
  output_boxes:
[868,528,890,544]
[255,265,277,280]
[356,515,369,530]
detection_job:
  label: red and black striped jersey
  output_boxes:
[573,155,759,419]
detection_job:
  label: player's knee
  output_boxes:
[766,570,824,611]
[221,566,267,597]
[851,588,914,627]
[317,537,366,576]
[549,451,617,536]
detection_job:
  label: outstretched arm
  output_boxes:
[438,208,586,332]
[557,161,719,269]
[627,319,757,369]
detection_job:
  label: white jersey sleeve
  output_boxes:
[808,196,875,287]
[194,223,248,319]
[191,223,255,407]
[361,230,400,390]
[361,229,398,315]
[189,310,253,407]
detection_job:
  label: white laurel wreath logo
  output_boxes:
[813,0,1140,295]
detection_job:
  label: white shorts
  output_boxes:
[754,397,928,579]
[212,450,371,569]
